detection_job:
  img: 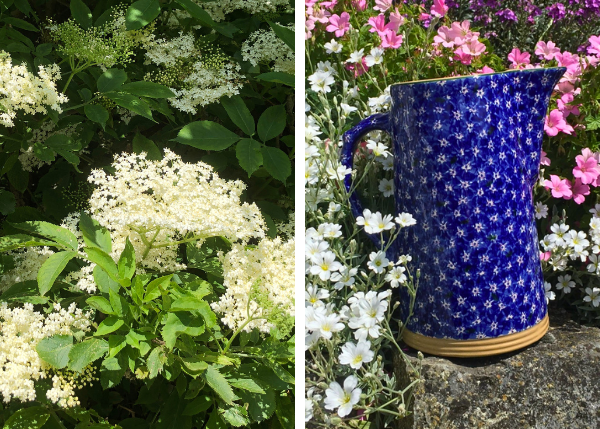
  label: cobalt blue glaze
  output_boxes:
[341,68,566,340]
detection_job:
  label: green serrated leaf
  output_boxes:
[268,21,294,51]
[106,92,154,121]
[236,138,262,177]
[118,237,136,281]
[205,365,237,405]
[219,405,249,427]
[79,212,112,253]
[95,316,125,336]
[255,72,294,87]
[126,0,161,30]
[36,335,73,369]
[97,69,127,93]
[257,105,286,142]
[0,234,57,252]
[84,104,109,130]
[68,338,109,372]
[161,312,204,349]
[37,251,78,295]
[144,274,173,302]
[3,407,50,429]
[11,221,78,250]
[86,296,114,315]
[120,81,176,98]
[221,95,255,136]
[261,146,291,183]
[85,247,119,282]
[132,132,162,160]
[172,121,240,150]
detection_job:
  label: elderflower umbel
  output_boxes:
[242,25,295,74]
[88,150,265,271]
[0,52,67,127]
[0,302,92,406]
[211,237,295,333]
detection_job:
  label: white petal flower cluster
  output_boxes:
[242,25,295,75]
[0,51,68,127]
[199,0,291,21]
[0,302,92,406]
[144,32,245,113]
[0,247,55,292]
[88,150,265,272]
[211,237,295,333]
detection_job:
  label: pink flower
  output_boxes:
[544,109,574,136]
[588,35,600,56]
[431,0,449,17]
[555,51,581,75]
[459,39,486,56]
[572,178,590,204]
[535,41,560,60]
[345,57,369,77]
[508,48,531,69]
[373,0,392,12]
[543,175,572,199]
[312,8,331,23]
[453,49,472,65]
[540,251,551,261]
[557,93,580,117]
[573,154,600,185]
[433,26,456,48]
[448,21,474,41]
[587,55,600,68]
[540,150,551,166]
[474,66,495,74]
[380,32,403,49]
[305,18,315,39]
[389,8,405,29]
[419,12,431,21]
[352,0,367,10]
[368,14,388,36]
[326,12,350,37]
[320,0,338,10]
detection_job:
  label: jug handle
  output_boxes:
[341,112,391,249]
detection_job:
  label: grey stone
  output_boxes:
[395,309,600,429]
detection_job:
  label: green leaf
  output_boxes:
[181,357,208,376]
[236,138,263,177]
[268,21,294,51]
[261,146,291,183]
[36,335,73,369]
[109,288,127,318]
[126,0,161,30]
[205,409,227,429]
[255,72,294,87]
[1,280,38,301]
[79,212,112,253]
[267,361,295,384]
[161,312,204,349]
[147,347,165,379]
[221,95,255,136]
[242,389,276,422]
[108,335,126,358]
[106,92,154,121]
[205,365,237,405]
[175,0,236,37]
[257,105,286,142]
[93,265,120,294]
[230,378,265,394]
[70,0,92,29]
[3,407,50,429]
[0,190,16,215]
[84,104,109,130]
[97,69,127,93]
[0,234,57,252]
[86,296,114,315]
[169,295,206,312]
[182,395,212,416]
[85,247,119,282]
[37,251,78,295]
[68,338,109,372]
[144,274,172,302]
[11,221,78,250]
[95,316,125,336]
[121,81,176,98]
[172,121,240,151]
[219,406,249,427]
[7,160,28,192]
[2,17,39,32]
[276,395,294,429]
[118,237,136,281]
[45,134,78,151]
[132,133,162,160]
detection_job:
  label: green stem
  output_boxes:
[222,317,257,354]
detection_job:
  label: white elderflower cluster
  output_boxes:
[0,247,55,292]
[0,302,92,405]
[88,150,265,272]
[212,237,295,333]
[185,0,290,22]
[59,213,98,293]
[144,32,245,113]
[0,52,68,127]
[242,25,295,74]
[19,122,79,172]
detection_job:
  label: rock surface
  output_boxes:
[397,309,600,428]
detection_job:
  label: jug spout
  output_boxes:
[513,67,566,187]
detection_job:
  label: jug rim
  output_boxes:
[390,66,566,87]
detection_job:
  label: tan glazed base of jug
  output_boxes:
[402,314,549,358]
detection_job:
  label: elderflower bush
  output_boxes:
[0,0,295,427]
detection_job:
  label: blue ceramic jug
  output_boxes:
[341,67,566,357]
